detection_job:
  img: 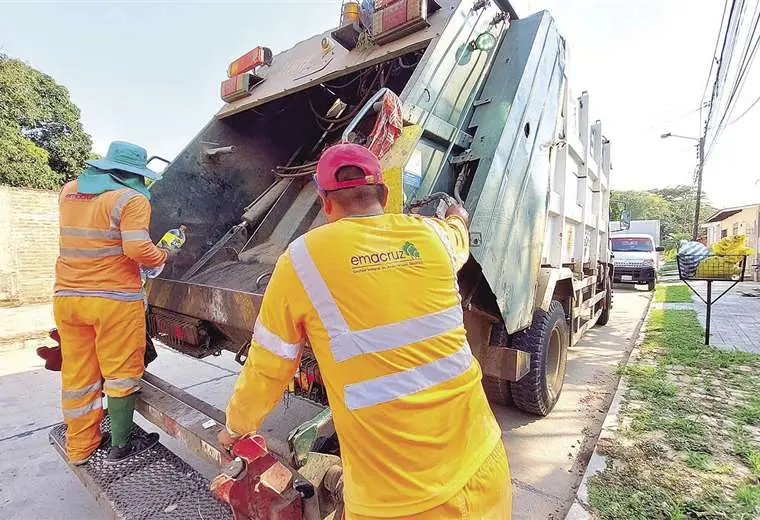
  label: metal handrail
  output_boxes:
[341,87,391,142]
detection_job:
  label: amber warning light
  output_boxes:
[227,46,273,77]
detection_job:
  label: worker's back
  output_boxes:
[272,213,502,517]
[55,180,161,298]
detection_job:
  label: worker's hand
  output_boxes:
[158,245,179,261]
[445,203,469,226]
[217,428,241,455]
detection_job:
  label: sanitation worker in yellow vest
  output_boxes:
[221,143,511,519]
[55,141,169,465]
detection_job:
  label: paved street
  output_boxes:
[689,280,760,353]
[499,284,652,520]
[0,287,651,520]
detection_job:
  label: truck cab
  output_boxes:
[611,233,663,291]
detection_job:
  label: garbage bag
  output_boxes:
[693,235,755,279]
[677,240,709,278]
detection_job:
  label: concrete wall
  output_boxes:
[0,186,59,305]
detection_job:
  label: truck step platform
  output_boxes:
[49,418,232,520]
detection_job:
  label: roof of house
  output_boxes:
[704,203,760,223]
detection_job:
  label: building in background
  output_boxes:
[704,203,760,281]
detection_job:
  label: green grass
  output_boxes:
[654,283,693,303]
[685,451,711,470]
[588,308,760,520]
[737,485,760,509]
[734,396,760,426]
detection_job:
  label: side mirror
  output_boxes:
[655,246,665,252]
[620,210,632,231]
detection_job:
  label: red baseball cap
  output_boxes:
[315,143,383,192]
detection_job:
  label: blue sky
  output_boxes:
[1,0,759,208]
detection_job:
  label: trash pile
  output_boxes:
[678,235,754,280]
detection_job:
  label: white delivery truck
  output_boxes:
[611,233,664,291]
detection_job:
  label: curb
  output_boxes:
[564,290,654,519]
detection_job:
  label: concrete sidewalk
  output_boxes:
[0,339,242,520]
[0,303,54,351]
[689,280,760,353]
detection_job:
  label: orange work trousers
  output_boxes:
[347,441,511,520]
[54,296,146,463]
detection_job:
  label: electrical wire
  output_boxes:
[706,0,760,156]
[703,0,743,140]
[714,3,760,126]
[726,90,760,124]
[701,0,732,129]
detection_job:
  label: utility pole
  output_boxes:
[661,132,706,240]
[692,136,705,240]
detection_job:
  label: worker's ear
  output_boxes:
[318,192,333,217]
[381,185,389,208]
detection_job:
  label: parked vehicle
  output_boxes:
[611,233,664,291]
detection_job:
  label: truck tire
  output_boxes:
[647,280,656,292]
[510,300,569,416]
[482,375,512,406]
[596,276,612,327]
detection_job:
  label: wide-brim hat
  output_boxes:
[86,140,161,180]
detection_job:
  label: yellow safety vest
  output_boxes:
[226,213,503,517]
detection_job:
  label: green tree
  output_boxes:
[611,185,717,250]
[0,54,92,188]
[610,190,669,221]
[0,120,61,189]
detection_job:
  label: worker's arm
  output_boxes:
[224,253,305,439]
[120,196,168,268]
[426,204,470,271]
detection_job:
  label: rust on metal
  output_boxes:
[147,278,263,332]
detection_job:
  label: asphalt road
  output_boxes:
[0,286,651,520]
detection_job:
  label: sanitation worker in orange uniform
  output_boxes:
[55,141,169,465]
[220,143,511,519]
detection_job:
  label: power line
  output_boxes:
[726,91,760,125]
[703,0,744,143]
[701,0,731,129]
[708,0,760,149]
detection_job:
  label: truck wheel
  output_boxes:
[482,375,512,406]
[647,280,656,292]
[511,300,569,416]
[596,276,612,327]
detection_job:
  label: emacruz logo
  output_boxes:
[350,242,422,271]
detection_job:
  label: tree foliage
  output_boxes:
[611,185,716,250]
[0,54,92,189]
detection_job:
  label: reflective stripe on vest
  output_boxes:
[110,189,141,228]
[60,246,124,258]
[288,230,470,410]
[121,229,151,241]
[54,289,145,302]
[254,320,304,360]
[61,227,122,240]
[344,342,473,410]
[424,219,457,270]
[59,188,142,261]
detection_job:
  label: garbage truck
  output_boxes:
[48,1,615,518]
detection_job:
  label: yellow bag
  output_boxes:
[695,235,755,279]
